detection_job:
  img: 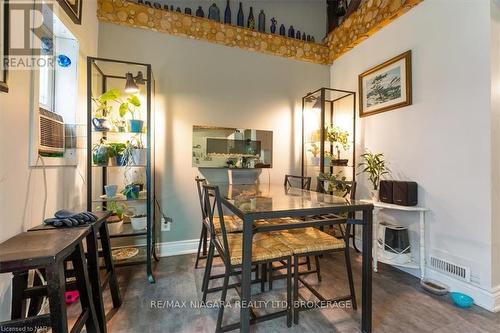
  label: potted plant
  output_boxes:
[102,201,128,233]
[122,137,147,166]
[122,184,141,200]
[91,89,121,131]
[92,138,111,166]
[124,208,147,231]
[324,151,333,166]
[358,150,391,201]
[108,142,127,166]
[325,125,350,165]
[319,171,350,196]
[119,95,143,133]
[307,143,320,166]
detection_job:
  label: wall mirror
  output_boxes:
[192,125,273,168]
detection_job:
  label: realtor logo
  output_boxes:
[5,0,54,70]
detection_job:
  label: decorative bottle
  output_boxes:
[279,24,286,36]
[247,6,255,29]
[270,17,277,33]
[258,10,265,32]
[224,0,231,24]
[196,6,204,18]
[237,2,244,27]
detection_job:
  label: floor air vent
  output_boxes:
[429,256,470,282]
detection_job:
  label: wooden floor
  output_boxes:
[91,251,500,333]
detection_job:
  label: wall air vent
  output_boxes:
[39,108,65,155]
[429,256,471,282]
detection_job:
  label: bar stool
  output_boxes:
[20,211,121,333]
[0,229,100,333]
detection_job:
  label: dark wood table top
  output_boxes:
[0,228,90,273]
[28,211,111,232]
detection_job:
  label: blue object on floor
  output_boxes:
[450,292,474,308]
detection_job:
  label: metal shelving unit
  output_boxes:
[301,88,356,190]
[87,56,158,283]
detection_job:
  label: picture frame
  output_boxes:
[0,0,9,93]
[359,50,412,117]
[57,0,82,25]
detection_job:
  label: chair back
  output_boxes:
[316,177,357,200]
[202,184,231,264]
[284,174,312,190]
[195,177,209,221]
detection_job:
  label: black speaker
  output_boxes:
[393,181,418,206]
[379,180,394,204]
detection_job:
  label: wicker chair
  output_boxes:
[194,177,243,269]
[201,185,293,331]
[278,224,357,324]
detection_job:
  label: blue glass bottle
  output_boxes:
[270,17,277,33]
[279,24,286,36]
[237,2,244,27]
[258,10,265,32]
[224,0,231,24]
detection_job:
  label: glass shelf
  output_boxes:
[92,197,147,203]
[92,164,147,168]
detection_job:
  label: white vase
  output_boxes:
[130,215,147,230]
[131,148,147,165]
[370,189,379,202]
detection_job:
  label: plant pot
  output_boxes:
[104,185,118,198]
[310,156,320,166]
[131,148,147,165]
[115,154,126,166]
[130,215,147,231]
[92,146,110,166]
[324,157,331,166]
[117,126,126,133]
[124,185,140,200]
[129,119,144,133]
[370,189,379,202]
[107,219,123,234]
[92,118,111,131]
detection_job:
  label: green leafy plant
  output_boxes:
[319,171,351,194]
[325,125,350,151]
[108,142,126,158]
[92,138,111,166]
[307,143,320,157]
[357,151,390,190]
[122,184,140,200]
[119,95,141,120]
[99,201,128,219]
[92,89,121,118]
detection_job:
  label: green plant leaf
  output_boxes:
[119,103,128,118]
[99,89,121,102]
[128,95,141,107]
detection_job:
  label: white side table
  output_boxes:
[361,200,429,280]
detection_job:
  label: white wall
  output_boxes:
[98,21,330,243]
[136,0,327,41]
[331,0,498,309]
[0,1,99,320]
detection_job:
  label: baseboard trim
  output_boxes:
[157,238,199,257]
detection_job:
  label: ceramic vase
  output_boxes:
[208,3,220,22]
[370,189,380,202]
[196,6,204,17]
[270,17,277,33]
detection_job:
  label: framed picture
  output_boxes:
[0,0,8,93]
[57,0,82,25]
[359,50,412,117]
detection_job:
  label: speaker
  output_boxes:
[393,181,418,206]
[379,180,394,204]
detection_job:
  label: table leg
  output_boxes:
[239,216,254,332]
[419,211,425,279]
[361,208,373,333]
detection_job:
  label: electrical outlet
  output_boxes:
[161,216,172,232]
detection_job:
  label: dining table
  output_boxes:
[216,183,374,333]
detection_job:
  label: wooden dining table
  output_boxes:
[216,183,374,333]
